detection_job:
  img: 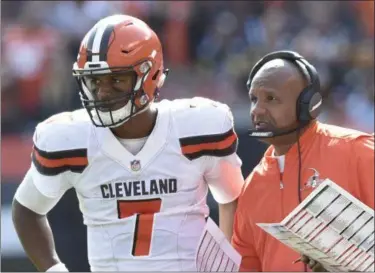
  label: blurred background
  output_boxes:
[1,0,374,271]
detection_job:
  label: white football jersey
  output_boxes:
[21,97,244,271]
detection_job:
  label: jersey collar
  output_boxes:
[93,103,171,173]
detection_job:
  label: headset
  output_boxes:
[247,50,323,138]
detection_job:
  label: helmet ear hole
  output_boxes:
[152,70,160,80]
[139,93,149,105]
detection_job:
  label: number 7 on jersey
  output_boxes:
[117,198,162,256]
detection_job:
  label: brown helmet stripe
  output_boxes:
[89,24,115,63]
[86,28,97,62]
[99,25,115,62]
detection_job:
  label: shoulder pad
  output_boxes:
[170,97,238,160]
[170,97,234,136]
[32,109,90,176]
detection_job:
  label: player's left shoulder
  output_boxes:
[34,109,91,151]
[32,109,91,176]
[164,97,237,160]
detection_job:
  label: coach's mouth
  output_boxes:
[254,121,270,130]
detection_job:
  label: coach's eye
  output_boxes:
[267,95,276,101]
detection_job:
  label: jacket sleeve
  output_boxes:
[352,135,374,209]
[231,197,262,272]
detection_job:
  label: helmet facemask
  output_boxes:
[72,15,167,128]
[74,61,154,128]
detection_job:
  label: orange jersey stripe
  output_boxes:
[181,132,237,154]
[33,148,88,168]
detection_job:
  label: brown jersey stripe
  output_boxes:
[181,133,237,155]
[179,128,236,147]
[32,152,87,176]
[33,145,87,159]
[32,146,88,176]
[182,138,238,160]
[33,149,88,168]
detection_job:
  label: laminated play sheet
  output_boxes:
[257,179,374,272]
[196,218,242,272]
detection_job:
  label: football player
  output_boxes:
[12,14,245,272]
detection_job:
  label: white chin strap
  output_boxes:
[91,100,151,128]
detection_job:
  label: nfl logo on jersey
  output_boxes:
[130,160,141,172]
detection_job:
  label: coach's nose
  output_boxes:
[250,101,267,118]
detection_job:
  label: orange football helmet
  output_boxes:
[72,14,168,128]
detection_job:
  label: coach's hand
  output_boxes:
[301,255,327,272]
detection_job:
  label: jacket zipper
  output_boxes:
[279,172,285,217]
[279,173,284,189]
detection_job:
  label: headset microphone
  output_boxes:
[248,123,307,138]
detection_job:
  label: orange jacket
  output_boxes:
[232,121,374,272]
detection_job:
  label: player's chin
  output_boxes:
[97,102,128,112]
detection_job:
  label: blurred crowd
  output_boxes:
[2,1,374,134]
